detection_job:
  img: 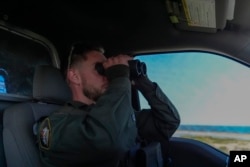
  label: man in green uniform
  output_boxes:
[37,43,180,167]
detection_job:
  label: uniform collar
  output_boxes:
[66,100,94,110]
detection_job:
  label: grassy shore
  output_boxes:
[174,131,250,154]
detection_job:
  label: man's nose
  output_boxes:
[102,76,108,83]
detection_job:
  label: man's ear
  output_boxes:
[67,68,81,85]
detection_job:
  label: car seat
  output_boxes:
[3,65,71,167]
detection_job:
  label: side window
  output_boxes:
[0,69,7,93]
[136,52,250,154]
[0,25,57,98]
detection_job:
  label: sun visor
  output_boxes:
[165,0,235,33]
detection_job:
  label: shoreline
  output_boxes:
[173,130,250,153]
[173,130,250,154]
[174,130,250,141]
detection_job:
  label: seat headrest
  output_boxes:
[33,65,72,104]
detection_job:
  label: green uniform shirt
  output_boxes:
[38,65,180,167]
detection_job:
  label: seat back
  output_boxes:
[3,65,71,167]
[0,108,6,167]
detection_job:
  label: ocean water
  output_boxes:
[178,125,250,134]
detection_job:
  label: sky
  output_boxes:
[137,52,250,126]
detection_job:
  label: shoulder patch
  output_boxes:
[39,118,51,150]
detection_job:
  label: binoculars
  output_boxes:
[95,60,147,79]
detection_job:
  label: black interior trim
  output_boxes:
[169,137,229,167]
[0,94,32,102]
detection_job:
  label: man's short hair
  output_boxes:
[67,42,104,69]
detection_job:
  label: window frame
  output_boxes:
[0,21,60,101]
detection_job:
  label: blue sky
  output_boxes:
[137,52,250,126]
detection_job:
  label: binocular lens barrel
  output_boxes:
[95,60,147,79]
[128,60,147,78]
[95,63,105,76]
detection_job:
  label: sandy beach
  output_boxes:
[173,130,250,154]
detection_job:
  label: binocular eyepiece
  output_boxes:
[95,60,147,79]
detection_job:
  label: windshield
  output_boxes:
[136,52,250,154]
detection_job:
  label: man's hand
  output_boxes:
[103,54,133,69]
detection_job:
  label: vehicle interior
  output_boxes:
[0,0,250,167]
